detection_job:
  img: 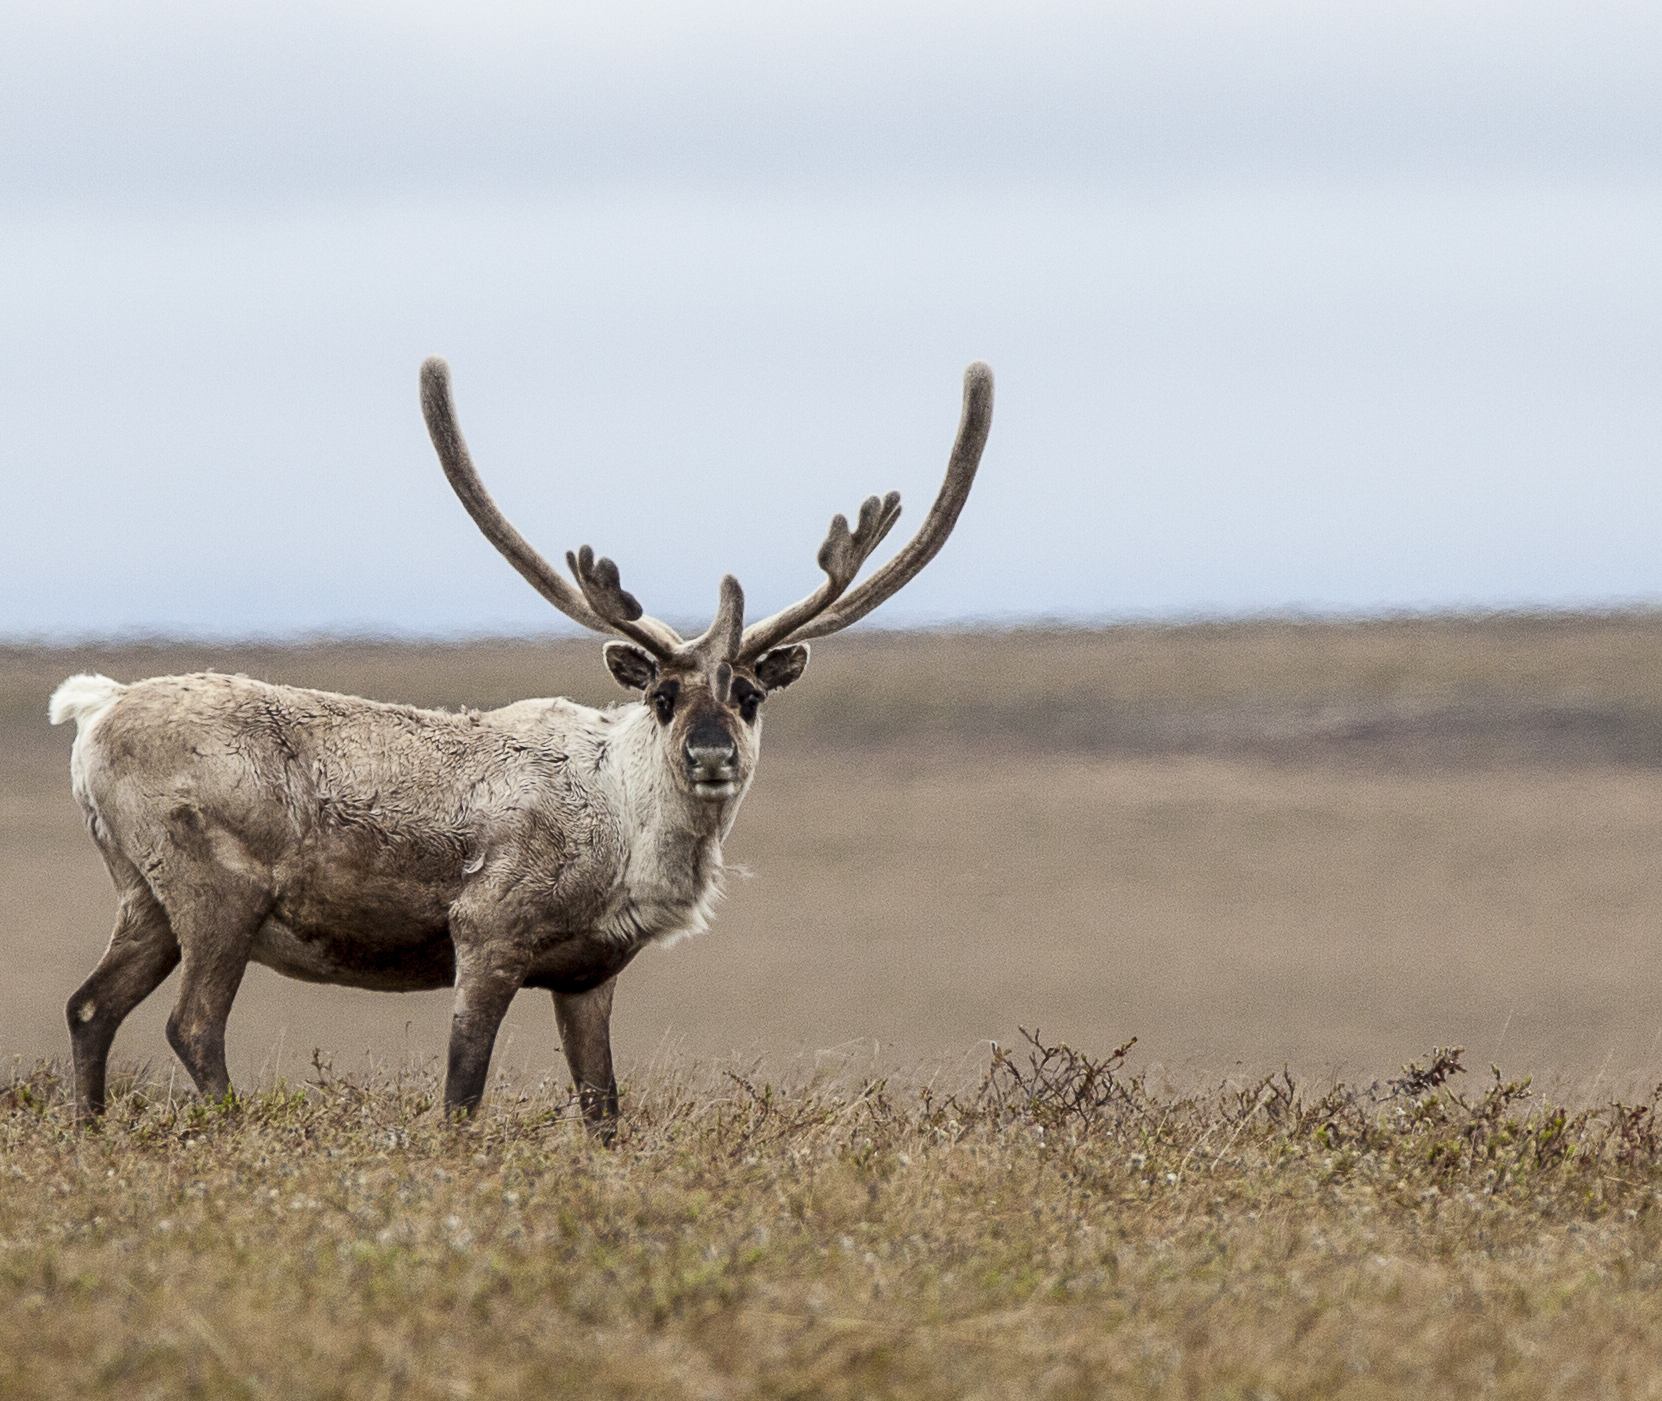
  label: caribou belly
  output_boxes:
[249,916,457,992]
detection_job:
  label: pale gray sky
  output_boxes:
[3,0,1659,635]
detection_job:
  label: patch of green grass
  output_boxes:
[5,1038,1662,1398]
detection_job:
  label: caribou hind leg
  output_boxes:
[149,867,272,1105]
[67,869,181,1121]
[553,979,620,1138]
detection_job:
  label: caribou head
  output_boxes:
[420,357,995,802]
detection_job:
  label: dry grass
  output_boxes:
[9,616,1662,1396]
[7,1039,1662,1399]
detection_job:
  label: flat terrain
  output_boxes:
[8,616,1662,1398]
[5,614,1662,1096]
[6,1043,1662,1399]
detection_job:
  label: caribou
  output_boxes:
[51,356,993,1131]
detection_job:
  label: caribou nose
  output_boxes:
[683,717,739,795]
[684,741,738,778]
[685,738,740,800]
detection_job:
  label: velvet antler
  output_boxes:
[683,574,746,665]
[565,545,684,658]
[736,491,901,659]
[422,357,613,635]
[426,356,992,672]
[737,361,993,660]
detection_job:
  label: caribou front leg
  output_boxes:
[444,917,533,1120]
[553,978,619,1138]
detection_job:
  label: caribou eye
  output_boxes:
[650,685,678,724]
[732,681,762,724]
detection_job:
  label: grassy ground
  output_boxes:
[6,1040,1662,1399]
[8,616,1662,1396]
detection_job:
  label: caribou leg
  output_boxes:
[67,873,181,1122]
[444,923,533,1119]
[159,881,269,1103]
[553,978,619,1137]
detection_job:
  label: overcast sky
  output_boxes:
[4,0,1659,636]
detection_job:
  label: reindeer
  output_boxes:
[50,356,993,1131]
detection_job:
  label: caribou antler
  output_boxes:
[423,356,686,656]
[566,545,684,657]
[736,491,901,659]
[426,354,992,672]
[682,574,746,664]
[736,361,993,661]
[421,358,615,635]
[565,550,740,663]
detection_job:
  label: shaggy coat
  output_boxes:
[52,661,768,1125]
[51,353,992,1130]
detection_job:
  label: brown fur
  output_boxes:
[52,354,992,1132]
[55,663,774,1129]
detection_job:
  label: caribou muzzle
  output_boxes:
[684,716,741,800]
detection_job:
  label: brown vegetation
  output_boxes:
[6,615,1662,1395]
[6,1039,1662,1398]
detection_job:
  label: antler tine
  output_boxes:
[736,490,902,661]
[566,546,683,657]
[421,358,615,634]
[767,361,993,650]
[683,574,745,664]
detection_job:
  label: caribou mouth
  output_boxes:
[692,779,740,801]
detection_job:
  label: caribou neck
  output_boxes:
[596,702,754,937]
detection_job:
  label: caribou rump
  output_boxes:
[51,356,993,1131]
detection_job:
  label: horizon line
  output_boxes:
[7,599,1662,650]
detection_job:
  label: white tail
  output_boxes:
[49,674,126,728]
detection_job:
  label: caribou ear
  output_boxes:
[753,644,809,693]
[603,641,659,692]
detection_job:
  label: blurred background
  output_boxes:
[3,0,1659,637]
[6,3,1662,1095]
